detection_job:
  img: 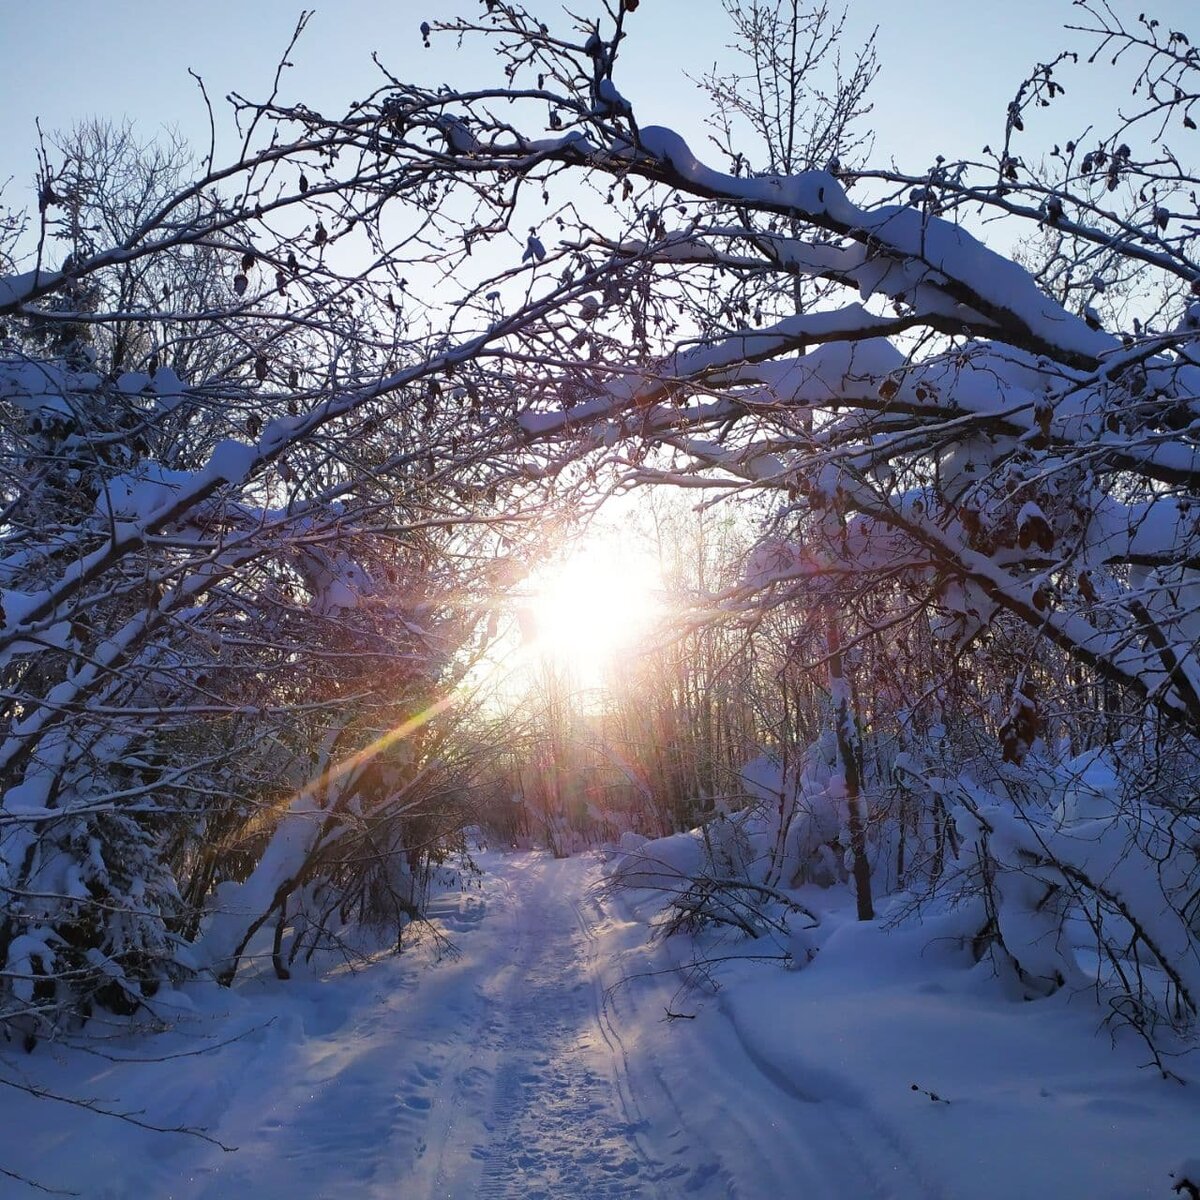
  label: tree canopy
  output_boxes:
[2,0,1199,1061]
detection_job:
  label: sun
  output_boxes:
[524,542,662,684]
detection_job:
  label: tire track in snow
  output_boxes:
[571,888,719,1196]
[409,868,523,1198]
[713,986,948,1200]
[471,885,541,1200]
[178,876,507,1199]
[583,869,811,1199]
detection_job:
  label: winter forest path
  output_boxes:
[155,851,930,1199]
[7,850,1191,1199]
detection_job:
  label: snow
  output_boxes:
[0,359,75,417]
[630,126,1114,364]
[607,840,1200,1200]
[0,268,60,309]
[0,586,72,665]
[594,78,632,118]
[197,792,327,981]
[1051,750,1122,825]
[116,370,153,395]
[96,463,194,522]
[201,438,258,487]
[86,437,261,530]
[2,849,1196,1199]
[707,911,1193,1200]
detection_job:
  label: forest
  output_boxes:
[2,1,1200,1195]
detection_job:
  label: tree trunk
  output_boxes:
[827,618,874,921]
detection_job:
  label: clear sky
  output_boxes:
[1,1,1196,222]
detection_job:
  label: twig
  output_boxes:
[0,1076,238,1152]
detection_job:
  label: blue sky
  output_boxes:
[1,1,1196,221]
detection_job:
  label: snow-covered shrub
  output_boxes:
[606,744,847,942]
[0,329,489,1032]
[0,359,206,1036]
[895,749,1200,1045]
[740,747,844,889]
[607,830,707,893]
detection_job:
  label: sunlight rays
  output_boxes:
[293,693,459,806]
[522,542,663,688]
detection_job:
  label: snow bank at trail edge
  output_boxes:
[0,859,486,1199]
[604,833,1200,1200]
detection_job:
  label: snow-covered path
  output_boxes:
[170,851,674,1198]
[5,848,1195,1198]
[160,849,929,1199]
[404,852,656,1197]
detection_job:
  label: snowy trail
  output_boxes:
[579,869,939,1200]
[171,851,673,1199]
[6,848,1194,1199]
[68,850,932,1199]
[406,853,660,1198]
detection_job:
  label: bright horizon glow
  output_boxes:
[524,543,663,688]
